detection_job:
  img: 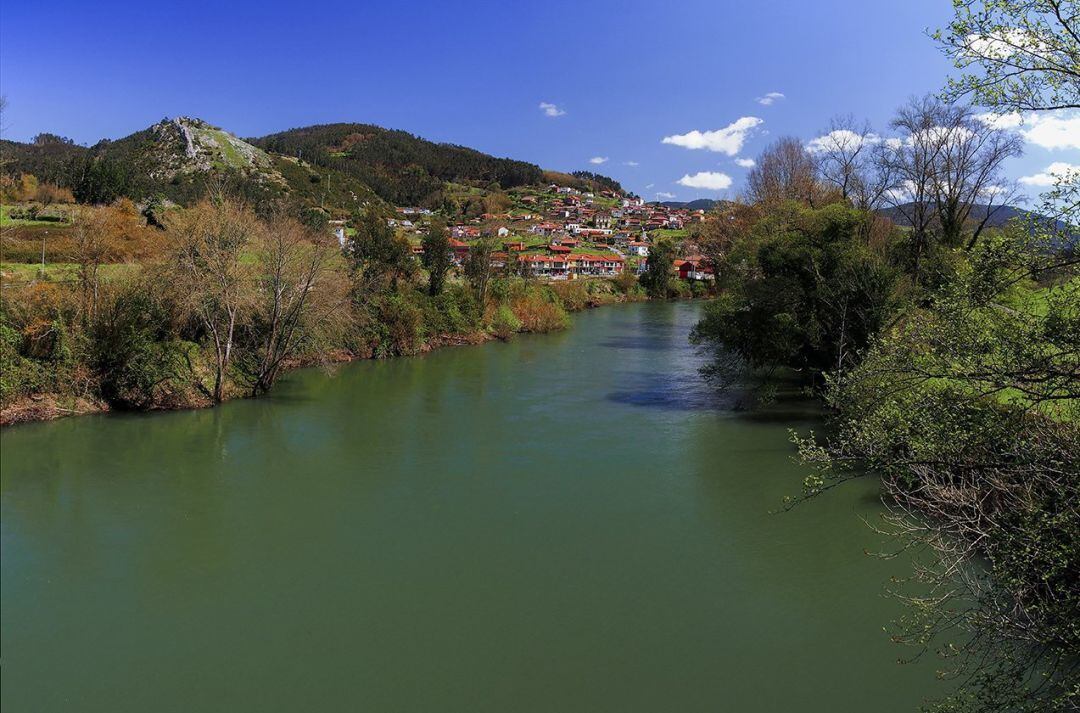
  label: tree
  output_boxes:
[692,203,900,387]
[935,0,1080,112]
[795,227,1080,713]
[347,206,415,293]
[697,201,759,274]
[464,237,496,305]
[808,116,894,211]
[878,96,1023,278]
[167,196,256,403]
[640,239,676,298]
[248,215,343,396]
[69,207,117,321]
[746,137,822,207]
[421,217,452,296]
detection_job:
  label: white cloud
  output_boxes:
[806,129,882,154]
[756,92,785,106]
[662,117,764,156]
[1024,113,1080,151]
[975,110,1080,151]
[676,171,733,191]
[645,183,655,189]
[965,30,1050,62]
[589,156,609,165]
[623,160,639,166]
[734,157,755,168]
[655,191,676,199]
[975,112,1025,130]
[1019,162,1080,187]
[539,102,566,118]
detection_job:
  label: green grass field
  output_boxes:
[1,204,75,228]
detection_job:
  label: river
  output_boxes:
[1,301,941,711]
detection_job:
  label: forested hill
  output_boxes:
[1,118,634,215]
[651,199,718,211]
[250,123,544,206]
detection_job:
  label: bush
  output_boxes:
[490,303,522,340]
[91,281,187,409]
[510,287,569,332]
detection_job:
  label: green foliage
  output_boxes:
[420,218,452,296]
[692,203,901,385]
[796,226,1080,713]
[348,206,416,292]
[935,1,1080,113]
[640,239,676,298]
[90,282,189,409]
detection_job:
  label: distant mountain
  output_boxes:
[878,203,1070,234]
[650,199,718,211]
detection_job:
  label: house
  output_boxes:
[548,244,572,255]
[566,253,625,277]
[521,254,569,279]
[626,241,649,257]
[676,258,715,281]
[449,238,471,264]
[503,241,525,252]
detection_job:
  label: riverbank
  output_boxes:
[1,279,658,427]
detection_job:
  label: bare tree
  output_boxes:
[168,196,257,403]
[746,137,821,207]
[878,96,1023,276]
[248,215,343,396]
[696,201,758,280]
[809,116,894,210]
[69,208,115,321]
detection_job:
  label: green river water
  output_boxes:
[1,301,942,711]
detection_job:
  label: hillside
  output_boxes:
[250,123,545,207]
[3,118,627,217]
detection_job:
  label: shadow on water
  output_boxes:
[607,370,742,412]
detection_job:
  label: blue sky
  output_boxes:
[1,0,1076,202]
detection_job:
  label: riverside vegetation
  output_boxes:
[690,3,1079,711]
[0,196,647,425]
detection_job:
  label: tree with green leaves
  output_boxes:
[934,0,1080,112]
[640,239,676,298]
[464,237,496,305]
[796,226,1079,713]
[421,217,452,296]
[692,202,901,388]
[347,206,415,293]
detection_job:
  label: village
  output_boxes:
[344,183,717,283]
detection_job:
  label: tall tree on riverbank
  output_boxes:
[167,196,256,403]
[464,237,496,306]
[640,239,675,298]
[878,96,1023,279]
[421,217,452,296]
[746,137,823,208]
[248,215,345,396]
